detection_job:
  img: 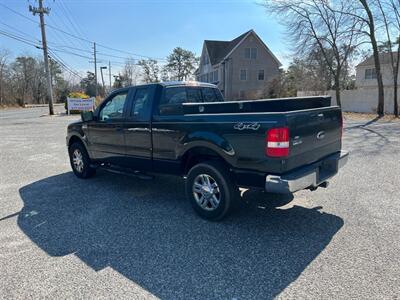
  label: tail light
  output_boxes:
[266,127,290,157]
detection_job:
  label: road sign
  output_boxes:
[67,97,95,115]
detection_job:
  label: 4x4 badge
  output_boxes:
[234,122,261,131]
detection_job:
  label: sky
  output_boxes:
[0,0,290,83]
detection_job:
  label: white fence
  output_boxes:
[298,87,396,114]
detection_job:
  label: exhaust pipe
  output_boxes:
[309,181,329,191]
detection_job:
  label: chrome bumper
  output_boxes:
[265,151,349,194]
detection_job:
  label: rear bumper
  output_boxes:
[265,150,349,194]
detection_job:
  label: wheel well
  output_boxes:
[181,147,227,175]
[68,135,84,148]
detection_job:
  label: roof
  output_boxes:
[202,30,281,67]
[357,52,399,67]
[204,30,250,65]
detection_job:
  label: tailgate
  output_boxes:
[283,107,342,172]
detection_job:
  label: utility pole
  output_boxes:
[109,61,112,89]
[29,0,54,115]
[93,42,98,97]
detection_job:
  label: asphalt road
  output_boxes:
[0,107,399,299]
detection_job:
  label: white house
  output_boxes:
[355,52,399,89]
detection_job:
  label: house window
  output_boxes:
[203,55,209,65]
[245,48,257,59]
[239,90,245,99]
[251,48,257,59]
[214,70,218,82]
[240,69,247,81]
[209,71,214,83]
[365,68,377,80]
[258,70,264,80]
[245,48,251,59]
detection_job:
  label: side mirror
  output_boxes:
[81,111,94,122]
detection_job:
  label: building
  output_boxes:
[194,30,281,100]
[355,52,399,89]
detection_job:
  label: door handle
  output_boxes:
[116,126,124,132]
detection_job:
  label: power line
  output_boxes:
[0,27,83,80]
[0,2,168,64]
[49,43,93,54]
[0,3,93,43]
[96,43,167,61]
[48,50,83,79]
[48,11,84,49]
[0,29,143,77]
[50,3,88,50]
[58,0,90,43]
[0,21,41,42]
[0,3,38,24]
[48,47,93,59]
[48,49,81,76]
[0,29,42,49]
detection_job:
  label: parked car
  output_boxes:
[66,81,348,220]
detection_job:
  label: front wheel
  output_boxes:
[185,161,239,221]
[68,142,96,178]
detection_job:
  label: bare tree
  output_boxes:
[338,0,385,115]
[0,51,82,106]
[360,0,386,115]
[122,57,141,86]
[264,0,360,106]
[377,0,400,116]
[0,49,11,105]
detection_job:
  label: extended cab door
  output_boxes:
[123,86,155,171]
[87,89,130,164]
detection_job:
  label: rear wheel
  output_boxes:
[68,142,96,178]
[186,161,239,221]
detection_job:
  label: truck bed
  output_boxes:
[159,96,331,115]
[153,96,342,182]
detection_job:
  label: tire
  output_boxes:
[185,160,239,221]
[68,142,96,179]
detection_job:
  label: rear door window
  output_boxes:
[162,87,187,105]
[187,88,203,103]
[158,86,222,115]
[132,88,151,121]
[201,87,219,102]
[215,89,224,102]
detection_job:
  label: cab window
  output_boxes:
[187,87,202,103]
[132,88,150,120]
[162,87,187,105]
[201,87,220,102]
[99,92,127,121]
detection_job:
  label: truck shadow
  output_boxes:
[18,171,343,299]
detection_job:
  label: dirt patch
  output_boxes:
[0,104,23,110]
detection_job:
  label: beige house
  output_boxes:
[356,52,399,89]
[194,30,281,100]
